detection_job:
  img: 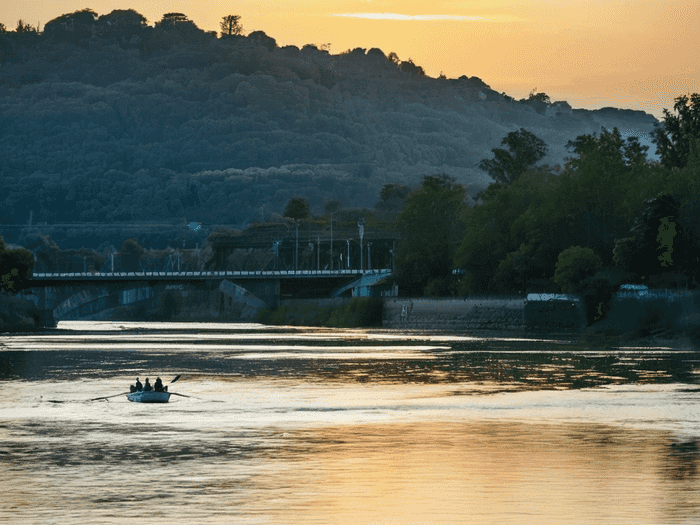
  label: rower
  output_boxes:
[135,378,143,391]
[154,377,163,392]
[143,378,153,391]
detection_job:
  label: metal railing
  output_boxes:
[31,269,392,279]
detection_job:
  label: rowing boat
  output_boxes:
[126,391,171,403]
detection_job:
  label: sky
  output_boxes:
[2,0,698,119]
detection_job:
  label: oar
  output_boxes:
[169,392,203,400]
[171,374,182,384]
[90,392,131,402]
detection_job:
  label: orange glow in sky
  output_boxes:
[2,0,698,118]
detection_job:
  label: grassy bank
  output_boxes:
[258,297,384,328]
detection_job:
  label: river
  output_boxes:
[1,321,700,524]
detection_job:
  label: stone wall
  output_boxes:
[383,297,526,331]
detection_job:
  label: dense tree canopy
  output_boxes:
[553,246,602,294]
[395,175,466,295]
[0,235,34,292]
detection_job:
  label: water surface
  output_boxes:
[1,321,699,523]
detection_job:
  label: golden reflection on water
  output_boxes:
[265,421,691,525]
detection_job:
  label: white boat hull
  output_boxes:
[126,391,171,403]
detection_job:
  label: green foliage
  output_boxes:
[553,246,602,294]
[220,15,243,36]
[478,128,547,185]
[456,166,559,293]
[0,236,34,293]
[258,298,383,327]
[395,175,466,295]
[612,193,690,281]
[652,93,700,169]
[283,196,311,220]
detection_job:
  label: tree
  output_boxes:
[479,128,548,185]
[98,9,148,38]
[15,20,36,33]
[119,238,144,271]
[0,236,34,293]
[553,246,602,294]
[220,15,243,36]
[652,93,700,169]
[387,52,399,65]
[0,22,7,33]
[395,175,466,295]
[44,9,98,43]
[398,58,425,76]
[283,196,310,220]
[528,89,551,105]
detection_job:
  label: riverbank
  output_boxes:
[258,297,384,328]
[0,293,43,332]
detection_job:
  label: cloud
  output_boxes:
[331,13,522,21]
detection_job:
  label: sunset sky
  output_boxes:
[2,0,698,119]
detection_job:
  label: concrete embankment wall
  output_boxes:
[383,297,527,331]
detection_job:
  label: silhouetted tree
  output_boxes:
[652,93,700,169]
[399,58,425,76]
[387,52,399,65]
[479,128,548,185]
[15,20,36,33]
[283,196,311,220]
[156,13,189,28]
[44,9,98,43]
[119,238,144,271]
[528,89,551,104]
[220,14,243,36]
[98,9,148,40]
[0,22,7,33]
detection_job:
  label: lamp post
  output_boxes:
[358,220,364,272]
[295,221,299,271]
[346,239,352,270]
[329,212,333,271]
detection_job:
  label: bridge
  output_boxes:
[23,269,393,323]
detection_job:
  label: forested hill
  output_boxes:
[0,10,658,245]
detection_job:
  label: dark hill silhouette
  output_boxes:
[0,10,658,246]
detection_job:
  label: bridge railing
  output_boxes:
[31,269,392,279]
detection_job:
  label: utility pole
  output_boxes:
[295,221,299,271]
[317,237,320,270]
[346,240,351,269]
[367,243,371,270]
